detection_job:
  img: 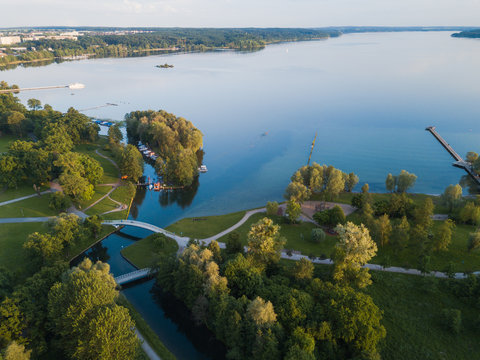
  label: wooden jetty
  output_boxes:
[426,126,480,185]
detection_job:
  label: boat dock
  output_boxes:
[426,126,480,185]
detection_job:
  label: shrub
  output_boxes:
[266,201,279,216]
[313,211,330,225]
[441,309,461,334]
[351,193,364,209]
[329,205,346,226]
[311,228,326,243]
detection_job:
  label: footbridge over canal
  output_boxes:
[426,126,480,185]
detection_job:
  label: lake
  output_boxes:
[4,31,480,359]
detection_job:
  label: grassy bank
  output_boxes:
[118,294,176,360]
[121,233,179,269]
[165,210,246,239]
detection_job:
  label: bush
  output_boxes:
[311,228,326,243]
[441,308,462,334]
[266,201,279,216]
[329,205,346,225]
[351,193,364,209]
[313,211,330,225]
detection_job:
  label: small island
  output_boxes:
[156,63,174,68]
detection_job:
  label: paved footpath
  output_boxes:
[135,330,161,360]
[0,189,53,207]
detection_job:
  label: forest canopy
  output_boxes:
[126,110,204,186]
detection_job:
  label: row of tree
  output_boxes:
[156,217,386,359]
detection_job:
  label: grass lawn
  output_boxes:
[110,184,136,205]
[0,135,25,153]
[0,184,50,203]
[166,210,246,239]
[85,197,118,216]
[365,271,480,360]
[117,294,176,360]
[0,222,46,274]
[101,209,129,220]
[74,143,119,184]
[121,233,179,269]
[0,193,58,218]
[77,185,113,210]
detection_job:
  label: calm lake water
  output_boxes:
[6,31,480,359]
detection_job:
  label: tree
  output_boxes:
[108,123,123,146]
[467,230,480,252]
[266,201,279,216]
[84,215,102,239]
[392,215,410,253]
[247,297,277,327]
[361,183,369,194]
[47,213,80,251]
[329,205,346,226]
[286,199,302,223]
[120,144,144,182]
[6,111,25,137]
[284,181,310,203]
[27,98,41,111]
[441,184,462,212]
[292,258,314,281]
[3,341,31,360]
[345,172,359,192]
[49,192,71,211]
[433,219,455,252]
[414,197,434,229]
[361,202,375,229]
[0,298,24,349]
[59,172,94,203]
[374,214,392,247]
[466,151,478,164]
[225,254,263,298]
[72,304,138,360]
[385,173,396,192]
[396,170,417,193]
[459,202,480,225]
[311,228,326,243]
[48,259,136,359]
[247,218,285,267]
[23,233,62,264]
[225,231,243,255]
[333,222,377,288]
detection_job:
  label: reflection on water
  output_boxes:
[158,178,200,209]
[87,242,111,263]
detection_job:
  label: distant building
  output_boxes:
[0,36,21,45]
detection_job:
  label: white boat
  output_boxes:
[198,165,208,173]
[148,184,153,190]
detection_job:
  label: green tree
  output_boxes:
[333,222,377,288]
[414,197,434,229]
[225,254,263,298]
[374,214,392,248]
[385,173,396,192]
[266,201,279,216]
[225,231,243,255]
[292,258,314,281]
[392,215,410,253]
[467,230,480,252]
[396,170,417,193]
[466,151,478,163]
[433,219,455,252]
[83,215,103,239]
[23,233,62,264]
[0,298,24,349]
[329,205,346,226]
[48,192,71,211]
[247,218,285,267]
[361,183,369,194]
[6,112,25,137]
[27,98,41,110]
[345,172,359,192]
[441,309,461,334]
[120,144,144,182]
[441,184,462,212]
[286,199,302,223]
[459,201,480,225]
[72,304,138,360]
[284,181,310,203]
[59,172,94,203]
[108,123,123,146]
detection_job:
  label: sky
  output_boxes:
[2,0,480,28]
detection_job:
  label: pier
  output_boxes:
[426,126,480,185]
